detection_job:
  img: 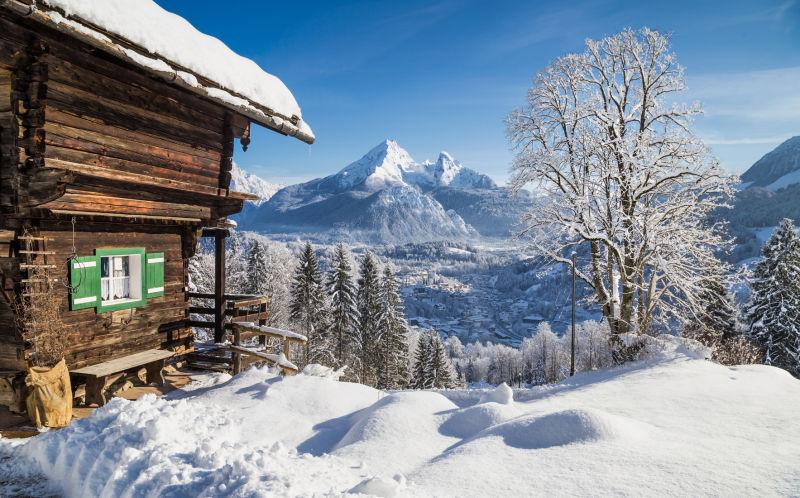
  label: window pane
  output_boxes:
[100,254,133,303]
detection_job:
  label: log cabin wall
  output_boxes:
[0,12,245,371]
[38,221,193,370]
[0,42,23,370]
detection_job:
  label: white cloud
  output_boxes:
[688,66,800,121]
[702,136,791,146]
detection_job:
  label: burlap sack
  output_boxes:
[25,358,73,428]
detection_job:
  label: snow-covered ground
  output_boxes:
[2,342,799,497]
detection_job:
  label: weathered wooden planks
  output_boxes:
[71,348,174,377]
[35,226,191,370]
[0,10,259,378]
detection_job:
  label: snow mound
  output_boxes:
[4,355,800,496]
[348,474,407,497]
[334,391,458,475]
[482,408,652,450]
[643,334,712,361]
[440,402,522,439]
[479,382,513,404]
[301,363,347,380]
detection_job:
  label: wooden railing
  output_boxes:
[186,292,269,330]
[186,292,306,375]
[228,323,307,375]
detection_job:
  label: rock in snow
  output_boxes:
[2,349,800,496]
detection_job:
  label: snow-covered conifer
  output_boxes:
[327,244,359,372]
[683,260,739,358]
[225,230,248,294]
[746,218,800,376]
[244,239,294,327]
[356,252,381,385]
[411,332,432,389]
[376,266,410,389]
[289,242,330,366]
[428,331,457,388]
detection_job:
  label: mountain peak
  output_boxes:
[230,163,284,206]
[337,139,415,190]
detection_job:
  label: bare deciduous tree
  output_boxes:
[507,28,735,335]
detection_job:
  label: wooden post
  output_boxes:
[258,301,267,347]
[232,322,241,375]
[214,229,227,344]
[283,340,291,363]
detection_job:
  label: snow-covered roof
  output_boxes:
[2,0,314,143]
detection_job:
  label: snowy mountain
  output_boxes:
[740,136,800,190]
[230,163,284,206]
[716,137,800,262]
[238,140,530,242]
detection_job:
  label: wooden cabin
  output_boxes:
[0,0,313,410]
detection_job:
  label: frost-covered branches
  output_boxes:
[507,28,735,334]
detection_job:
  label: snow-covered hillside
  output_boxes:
[717,137,800,263]
[740,136,800,189]
[3,342,799,497]
[238,140,530,242]
[230,163,284,206]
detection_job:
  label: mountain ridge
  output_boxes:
[235,140,530,243]
[230,163,284,206]
[740,136,800,190]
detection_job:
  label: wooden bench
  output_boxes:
[71,349,175,406]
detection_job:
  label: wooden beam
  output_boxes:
[44,157,259,201]
[213,229,226,344]
[48,209,202,223]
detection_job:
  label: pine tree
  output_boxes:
[242,240,294,328]
[411,332,432,389]
[684,260,738,351]
[356,252,381,385]
[244,240,269,296]
[746,218,800,376]
[326,243,359,372]
[225,230,248,294]
[289,242,330,366]
[428,331,454,388]
[376,266,410,389]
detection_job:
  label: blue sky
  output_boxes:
[158,0,800,185]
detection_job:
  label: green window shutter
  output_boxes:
[145,252,165,298]
[70,256,100,310]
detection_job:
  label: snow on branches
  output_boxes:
[746,219,800,376]
[507,28,736,335]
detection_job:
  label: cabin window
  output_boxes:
[69,248,165,312]
[100,254,141,304]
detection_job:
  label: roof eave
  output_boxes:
[1,0,315,144]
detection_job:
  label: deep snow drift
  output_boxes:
[2,345,799,497]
